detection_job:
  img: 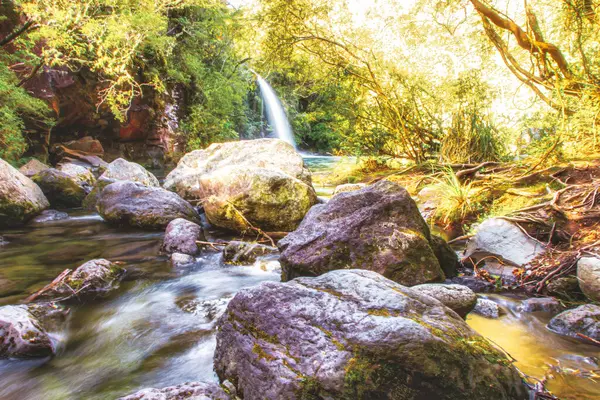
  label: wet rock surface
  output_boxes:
[519,297,564,314]
[32,168,89,208]
[472,298,502,319]
[164,139,317,232]
[577,257,600,302]
[279,180,445,286]
[96,181,200,230]
[0,304,56,358]
[119,381,233,400]
[547,304,600,341]
[412,283,477,318]
[30,210,69,224]
[170,253,196,268]
[214,269,528,400]
[28,259,125,302]
[464,218,545,267]
[162,218,204,255]
[0,158,49,227]
[222,241,278,265]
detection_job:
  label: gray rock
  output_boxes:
[28,259,124,302]
[0,305,55,358]
[546,276,580,297]
[170,253,196,268]
[548,304,600,341]
[577,257,600,302]
[215,269,528,400]
[97,181,200,230]
[222,241,278,265]
[119,381,233,400]
[19,159,49,177]
[162,218,204,255]
[412,284,477,318]
[164,139,317,233]
[0,158,49,227]
[450,276,495,293]
[32,168,88,208]
[57,162,96,189]
[333,183,366,195]
[30,210,69,224]
[472,298,501,319]
[464,218,545,267]
[519,298,563,314]
[279,180,445,286]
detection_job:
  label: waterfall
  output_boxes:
[255,74,296,148]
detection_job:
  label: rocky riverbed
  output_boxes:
[0,139,599,400]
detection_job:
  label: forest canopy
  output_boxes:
[1,0,599,163]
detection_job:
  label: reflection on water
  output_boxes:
[0,214,279,399]
[467,295,600,400]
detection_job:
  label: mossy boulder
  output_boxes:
[279,181,445,286]
[0,304,58,358]
[119,381,233,400]
[163,139,317,233]
[83,158,159,210]
[214,269,528,400]
[57,162,96,188]
[29,259,125,302]
[96,181,200,230]
[32,168,89,208]
[0,157,49,227]
[162,218,205,255]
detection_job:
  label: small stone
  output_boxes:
[548,304,600,342]
[450,275,495,293]
[170,253,195,268]
[162,218,204,255]
[519,297,563,314]
[472,298,501,319]
[577,257,600,302]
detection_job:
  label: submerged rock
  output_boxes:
[215,269,527,400]
[0,158,49,227]
[32,168,88,208]
[96,181,200,230]
[30,210,69,224]
[170,253,196,268]
[19,159,49,177]
[0,304,55,358]
[472,298,502,319]
[162,218,204,255]
[577,257,600,302]
[519,297,563,314]
[279,181,445,286]
[548,304,600,342]
[412,284,477,318]
[333,183,366,195]
[119,381,233,400]
[464,218,545,267]
[28,259,124,302]
[164,139,317,232]
[222,241,278,265]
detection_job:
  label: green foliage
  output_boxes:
[431,168,480,227]
[0,63,51,163]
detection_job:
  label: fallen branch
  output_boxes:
[455,161,501,180]
[26,269,71,303]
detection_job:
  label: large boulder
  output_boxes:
[19,159,49,177]
[577,257,600,302]
[412,284,477,318]
[0,158,49,226]
[279,181,445,286]
[0,304,55,358]
[164,139,317,232]
[32,168,88,208]
[57,162,96,189]
[162,218,205,255]
[28,259,125,302]
[119,382,233,400]
[83,158,160,210]
[547,304,600,342]
[214,270,528,400]
[96,181,200,229]
[464,218,545,267]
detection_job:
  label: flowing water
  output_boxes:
[255,75,296,148]
[0,158,598,399]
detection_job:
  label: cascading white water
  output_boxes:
[255,74,296,148]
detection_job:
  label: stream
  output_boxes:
[0,158,597,400]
